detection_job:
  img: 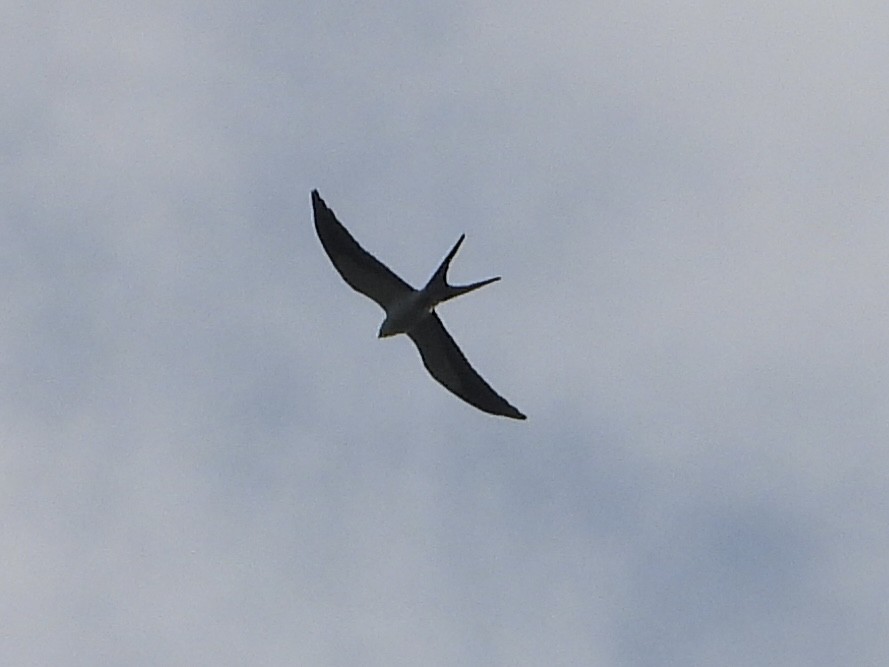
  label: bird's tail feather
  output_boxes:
[424,235,501,303]
[439,276,501,302]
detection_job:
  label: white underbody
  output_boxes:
[379,289,435,337]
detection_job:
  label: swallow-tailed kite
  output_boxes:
[312,190,526,420]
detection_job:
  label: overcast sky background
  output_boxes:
[3,2,889,665]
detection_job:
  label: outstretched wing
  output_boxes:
[312,190,413,309]
[408,313,526,420]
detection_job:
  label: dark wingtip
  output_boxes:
[505,404,527,420]
[311,190,330,231]
[312,191,336,227]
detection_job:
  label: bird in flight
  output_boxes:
[312,190,526,420]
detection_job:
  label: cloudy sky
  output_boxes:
[4,2,889,665]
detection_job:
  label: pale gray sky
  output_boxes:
[3,2,888,665]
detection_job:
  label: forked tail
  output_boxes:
[424,234,501,303]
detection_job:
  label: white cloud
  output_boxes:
[3,1,888,664]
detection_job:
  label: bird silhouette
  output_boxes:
[312,190,525,420]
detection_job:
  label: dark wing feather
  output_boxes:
[312,190,413,309]
[408,313,526,419]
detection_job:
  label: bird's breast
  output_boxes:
[381,291,434,336]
